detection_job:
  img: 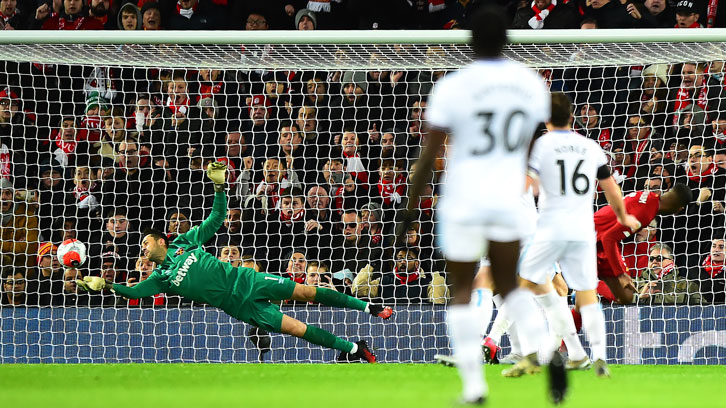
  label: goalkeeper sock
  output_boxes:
[302,324,355,353]
[447,304,487,400]
[470,288,493,339]
[580,302,607,361]
[535,291,587,361]
[314,287,367,312]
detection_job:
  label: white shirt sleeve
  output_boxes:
[425,79,452,130]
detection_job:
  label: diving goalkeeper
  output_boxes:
[77,162,392,363]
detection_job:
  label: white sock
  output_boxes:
[487,302,511,346]
[350,343,358,354]
[580,302,607,361]
[508,321,522,356]
[502,288,546,357]
[447,304,487,400]
[471,288,493,339]
[534,291,587,361]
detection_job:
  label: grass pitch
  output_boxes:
[1,363,723,408]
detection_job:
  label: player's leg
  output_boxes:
[490,294,522,364]
[288,283,393,319]
[564,243,610,377]
[439,221,488,404]
[471,262,497,363]
[489,239,547,377]
[278,313,376,363]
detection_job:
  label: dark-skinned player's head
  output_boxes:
[658,183,692,215]
[141,228,170,264]
[549,92,573,128]
[470,6,508,59]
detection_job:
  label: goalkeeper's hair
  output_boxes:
[550,92,573,127]
[470,5,507,58]
[143,228,170,248]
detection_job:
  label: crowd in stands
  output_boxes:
[0,1,725,309]
[0,0,725,31]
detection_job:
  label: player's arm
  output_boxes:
[397,127,446,242]
[77,273,166,299]
[176,162,228,246]
[598,168,641,232]
[599,222,630,278]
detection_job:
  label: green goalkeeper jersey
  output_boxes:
[111,191,257,312]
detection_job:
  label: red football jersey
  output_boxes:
[595,191,660,277]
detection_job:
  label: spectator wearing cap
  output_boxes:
[295,8,316,30]
[674,0,702,27]
[35,242,65,306]
[331,71,371,134]
[141,1,162,29]
[1,178,39,267]
[583,0,636,28]
[626,64,669,131]
[34,0,104,29]
[573,102,614,151]
[511,0,580,29]
[118,2,142,30]
[700,236,726,304]
[166,0,226,30]
[82,91,110,139]
[635,243,701,304]
[88,0,114,30]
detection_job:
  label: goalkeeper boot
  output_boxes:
[369,304,393,320]
[481,337,500,365]
[501,353,541,377]
[548,351,568,405]
[593,359,611,378]
[565,356,591,371]
[353,340,377,363]
[434,354,457,367]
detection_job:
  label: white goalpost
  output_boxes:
[0,29,724,364]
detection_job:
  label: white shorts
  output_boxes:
[438,207,524,262]
[518,240,597,291]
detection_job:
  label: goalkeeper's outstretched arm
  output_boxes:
[77,273,166,299]
[175,162,228,246]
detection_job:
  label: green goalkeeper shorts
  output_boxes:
[230,271,297,333]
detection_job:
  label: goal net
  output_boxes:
[0,31,724,364]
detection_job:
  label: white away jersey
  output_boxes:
[427,59,550,217]
[528,129,609,241]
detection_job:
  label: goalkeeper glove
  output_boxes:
[206,161,228,185]
[76,276,111,292]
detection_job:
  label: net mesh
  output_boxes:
[0,40,725,364]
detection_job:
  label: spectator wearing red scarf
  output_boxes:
[634,243,702,304]
[511,0,581,29]
[700,237,726,303]
[376,158,405,209]
[624,114,659,178]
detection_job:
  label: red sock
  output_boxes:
[570,308,583,333]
